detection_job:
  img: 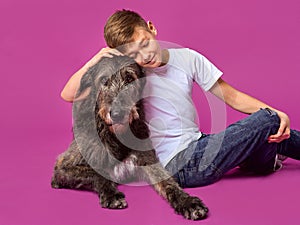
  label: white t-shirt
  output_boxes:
[143,48,223,167]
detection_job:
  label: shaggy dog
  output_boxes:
[51,55,208,220]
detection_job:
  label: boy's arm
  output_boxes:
[61,48,123,102]
[209,78,290,143]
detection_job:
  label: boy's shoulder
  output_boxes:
[168,47,203,58]
[167,48,204,66]
[168,47,191,54]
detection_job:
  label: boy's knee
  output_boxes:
[261,108,280,127]
[256,108,280,127]
[240,108,280,138]
[261,108,278,118]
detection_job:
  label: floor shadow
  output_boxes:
[223,159,300,180]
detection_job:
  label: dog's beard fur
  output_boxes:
[99,105,139,135]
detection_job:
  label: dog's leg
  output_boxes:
[51,140,128,209]
[141,164,208,220]
[51,140,98,190]
[97,179,128,209]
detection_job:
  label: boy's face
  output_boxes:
[122,27,163,68]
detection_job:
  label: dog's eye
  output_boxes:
[125,75,134,84]
[100,76,109,86]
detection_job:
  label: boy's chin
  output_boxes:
[142,61,162,68]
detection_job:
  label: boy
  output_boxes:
[61,9,300,187]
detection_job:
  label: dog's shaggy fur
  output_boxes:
[51,55,208,220]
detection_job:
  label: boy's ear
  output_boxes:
[147,21,157,35]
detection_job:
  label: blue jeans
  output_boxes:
[165,108,300,188]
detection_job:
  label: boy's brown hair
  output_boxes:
[104,9,150,48]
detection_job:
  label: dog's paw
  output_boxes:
[100,192,128,209]
[51,178,62,189]
[177,196,208,220]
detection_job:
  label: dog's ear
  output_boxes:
[76,56,110,98]
[133,63,146,88]
[136,64,145,79]
[74,66,95,101]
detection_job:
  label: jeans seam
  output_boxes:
[210,162,224,177]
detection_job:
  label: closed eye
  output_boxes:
[128,52,138,59]
[142,40,149,48]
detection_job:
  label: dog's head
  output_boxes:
[76,55,145,134]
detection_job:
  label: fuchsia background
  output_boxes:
[1,0,300,225]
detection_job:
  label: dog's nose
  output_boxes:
[110,108,125,123]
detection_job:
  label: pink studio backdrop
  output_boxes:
[1,0,299,225]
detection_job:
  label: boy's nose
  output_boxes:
[140,50,151,64]
[142,54,151,64]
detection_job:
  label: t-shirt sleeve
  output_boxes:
[189,49,223,91]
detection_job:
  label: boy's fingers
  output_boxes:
[268,128,290,143]
[268,136,284,143]
[91,48,124,63]
[283,128,291,139]
[274,121,288,137]
[102,53,114,58]
[109,49,123,56]
[267,111,291,143]
[268,131,282,139]
[100,47,122,54]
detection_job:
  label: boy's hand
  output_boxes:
[87,47,123,67]
[60,47,123,102]
[268,111,291,143]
